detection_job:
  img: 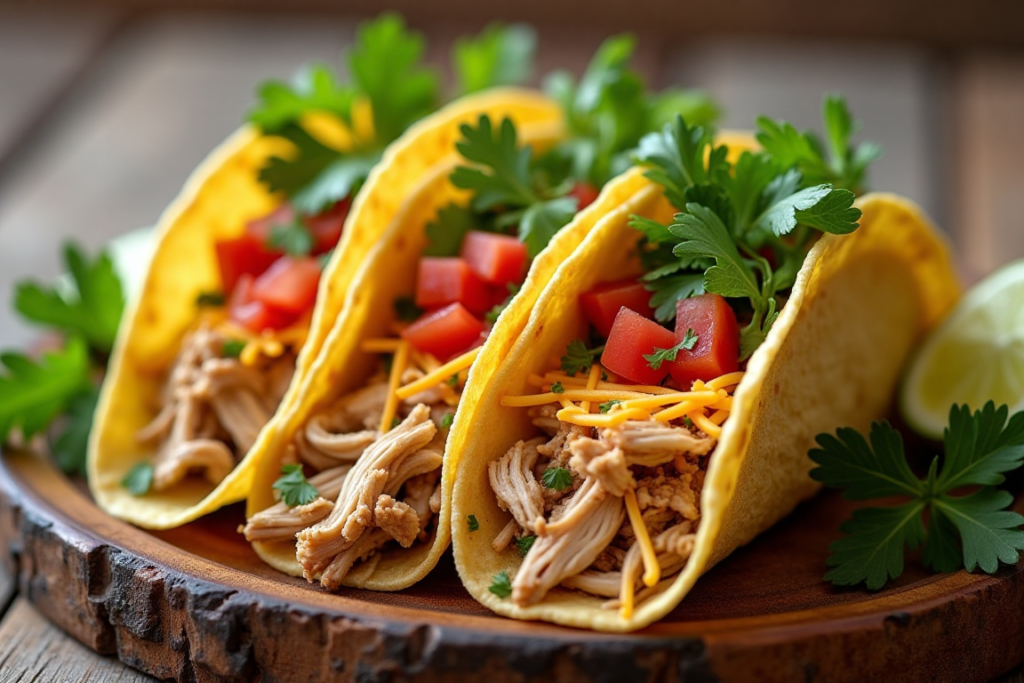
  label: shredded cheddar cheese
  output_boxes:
[580,363,603,413]
[379,341,410,433]
[625,488,660,588]
[395,347,480,400]
[501,389,655,407]
[556,407,652,427]
[689,412,722,438]
[706,372,744,391]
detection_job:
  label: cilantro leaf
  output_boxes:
[599,400,622,414]
[489,570,513,598]
[937,402,1024,491]
[441,412,455,429]
[485,283,520,325]
[221,339,247,359]
[560,339,600,376]
[643,273,704,323]
[516,535,536,556]
[934,489,1024,573]
[812,403,1024,590]
[15,244,125,355]
[809,422,923,500]
[671,204,760,301]
[50,386,99,476]
[393,296,423,322]
[824,501,926,590]
[0,337,92,443]
[453,23,536,95]
[258,124,342,198]
[273,464,319,507]
[634,117,721,209]
[541,467,573,490]
[467,514,480,532]
[550,382,565,394]
[643,330,697,370]
[794,189,861,235]
[248,64,354,133]
[348,14,439,144]
[451,116,537,212]
[121,462,154,497]
[196,291,226,307]
[291,153,378,215]
[268,221,314,257]
[754,183,833,237]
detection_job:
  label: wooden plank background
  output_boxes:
[0,4,1022,681]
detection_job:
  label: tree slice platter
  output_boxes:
[2,448,1023,683]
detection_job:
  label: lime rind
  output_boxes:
[901,258,1024,439]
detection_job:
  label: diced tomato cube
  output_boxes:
[666,294,740,387]
[214,234,280,294]
[401,303,486,361]
[600,308,677,385]
[250,257,322,315]
[244,204,295,243]
[415,258,490,315]
[460,231,528,286]
[580,279,655,338]
[228,274,297,332]
[304,199,350,254]
[569,183,600,211]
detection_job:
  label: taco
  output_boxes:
[447,101,961,631]
[88,16,562,529]
[241,36,720,591]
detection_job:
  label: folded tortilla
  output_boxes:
[89,88,562,529]
[447,188,960,632]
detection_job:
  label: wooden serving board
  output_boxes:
[2,448,1024,683]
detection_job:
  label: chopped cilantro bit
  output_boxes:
[643,330,697,370]
[122,462,154,497]
[810,402,1024,590]
[541,467,573,491]
[394,295,423,322]
[441,412,455,429]
[599,400,622,414]
[272,464,319,507]
[560,339,602,376]
[195,291,225,307]
[489,570,513,598]
[484,282,521,324]
[468,514,480,532]
[446,373,460,387]
[268,221,314,257]
[682,416,694,429]
[391,417,402,429]
[515,535,537,556]
[221,339,247,359]
[550,382,565,394]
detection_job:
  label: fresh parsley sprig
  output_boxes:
[643,328,698,370]
[453,23,537,96]
[560,339,604,376]
[810,402,1024,590]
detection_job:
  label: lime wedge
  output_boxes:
[901,259,1024,439]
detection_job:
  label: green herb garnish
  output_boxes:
[195,291,226,307]
[541,467,573,491]
[468,514,480,532]
[550,382,565,394]
[560,339,603,376]
[393,295,424,322]
[599,400,622,414]
[489,570,513,598]
[810,402,1024,590]
[453,23,537,95]
[268,221,314,256]
[272,464,319,507]
[221,339,247,359]
[122,462,154,497]
[441,412,455,429]
[515,535,537,556]
[643,328,698,370]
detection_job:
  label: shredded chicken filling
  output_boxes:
[137,323,295,492]
[489,404,718,612]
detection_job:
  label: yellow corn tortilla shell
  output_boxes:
[89,88,562,529]
[449,190,961,632]
[245,159,657,591]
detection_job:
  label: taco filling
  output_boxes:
[242,35,720,588]
[478,97,881,618]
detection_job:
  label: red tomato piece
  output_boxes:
[415,258,490,315]
[600,307,677,385]
[569,183,600,210]
[250,257,322,315]
[460,231,528,286]
[214,235,280,294]
[245,204,295,243]
[228,274,297,332]
[401,303,486,361]
[304,199,350,254]
[666,294,740,387]
[580,279,655,338]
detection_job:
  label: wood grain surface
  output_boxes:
[4,446,1024,683]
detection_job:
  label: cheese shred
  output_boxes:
[379,341,410,433]
[395,347,480,400]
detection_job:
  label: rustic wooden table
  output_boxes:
[0,4,1022,681]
